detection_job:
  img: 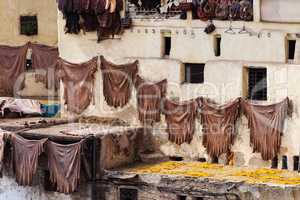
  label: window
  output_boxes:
[288,39,296,60]
[248,68,267,101]
[293,156,299,171]
[214,35,221,57]
[184,63,205,84]
[120,188,138,200]
[178,195,187,200]
[164,36,171,57]
[20,15,38,36]
[26,59,32,71]
[169,156,183,161]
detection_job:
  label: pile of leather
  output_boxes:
[195,0,253,21]
[241,98,293,161]
[57,57,98,114]
[0,43,29,97]
[30,43,59,90]
[100,56,138,108]
[163,99,198,145]
[57,0,125,41]
[135,75,167,125]
[199,98,240,158]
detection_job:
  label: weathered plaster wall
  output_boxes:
[0,172,90,200]
[0,0,57,46]
[58,3,300,170]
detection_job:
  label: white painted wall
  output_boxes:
[58,7,300,170]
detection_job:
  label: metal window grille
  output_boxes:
[248,68,267,100]
[184,63,205,84]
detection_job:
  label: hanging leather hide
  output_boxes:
[239,0,253,21]
[199,98,240,158]
[30,43,59,90]
[135,75,167,124]
[0,129,8,177]
[58,0,100,34]
[100,56,138,108]
[57,57,98,114]
[12,135,47,186]
[46,140,84,194]
[229,0,241,20]
[203,0,217,19]
[163,99,198,145]
[215,0,229,20]
[241,98,293,161]
[0,43,29,96]
[197,0,209,21]
[96,0,123,41]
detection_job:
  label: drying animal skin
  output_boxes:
[30,43,59,90]
[199,98,240,159]
[135,75,167,124]
[0,43,29,96]
[241,98,292,161]
[46,140,84,194]
[57,57,98,114]
[163,99,198,145]
[100,56,138,108]
[12,135,47,186]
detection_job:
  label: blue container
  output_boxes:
[41,104,61,117]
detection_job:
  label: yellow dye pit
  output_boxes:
[127,161,300,186]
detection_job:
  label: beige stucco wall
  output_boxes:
[0,0,57,46]
[58,2,300,170]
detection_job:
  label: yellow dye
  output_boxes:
[128,161,300,186]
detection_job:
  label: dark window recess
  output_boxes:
[178,195,187,200]
[198,157,207,162]
[185,63,205,84]
[164,36,171,56]
[20,16,38,36]
[26,59,32,71]
[248,68,267,101]
[120,188,138,200]
[211,156,218,164]
[282,156,288,170]
[169,156,183,161]
[44,170,57,191]
[293,156,299,171]
[215,35,221,56]
[271,156,278,169]
[288,39,296,60]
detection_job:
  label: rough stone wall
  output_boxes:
[57,2,300,170]
[97,177,300,200]
[0,0,58,46]
[0,171,91,200]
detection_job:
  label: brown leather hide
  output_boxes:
[0,130,8,176]
[163,99,198,145]
[200,98,240,158]
[0,43,28,96]
[46,140,84,194]
[12,135,47,186]
[57,57,98,114]
[100,56,138,108]
[30,43,59,90]
[135,75,167,124]
[96,0,123,41]
[241,98,292,161]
